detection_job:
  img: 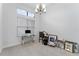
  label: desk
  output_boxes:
[21,34,35,45]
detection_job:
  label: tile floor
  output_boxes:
[0,41,79,56]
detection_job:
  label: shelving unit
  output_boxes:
[16,8,35,44]
[17,12,35,44]
[17,16,35,37]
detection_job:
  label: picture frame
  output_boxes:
[64,41,74,53]
[74,43,79,53]
[57,40,65,49]
[48,34,58,46]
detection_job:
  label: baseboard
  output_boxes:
[3,41,21,49]
[2,36,39,49]
[0,49,2,53]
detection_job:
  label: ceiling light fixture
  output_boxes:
[35,3,46,15]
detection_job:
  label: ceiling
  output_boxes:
[23,3,52,9]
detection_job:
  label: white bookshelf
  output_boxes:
[17,15,35,37]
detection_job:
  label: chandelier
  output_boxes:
[35,4,46,15]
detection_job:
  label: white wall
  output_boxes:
[2,3,18,48]
[34,14,40,40]
[2,3,79,49]
[2,3,39,48]
[40,3,79,43]
[0,3,2,52]
[2,3,79,48]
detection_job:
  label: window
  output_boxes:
[16,8,34,17]
[27,11,34,17]
[17,8,27,16]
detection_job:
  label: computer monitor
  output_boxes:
[25,30,31,34]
